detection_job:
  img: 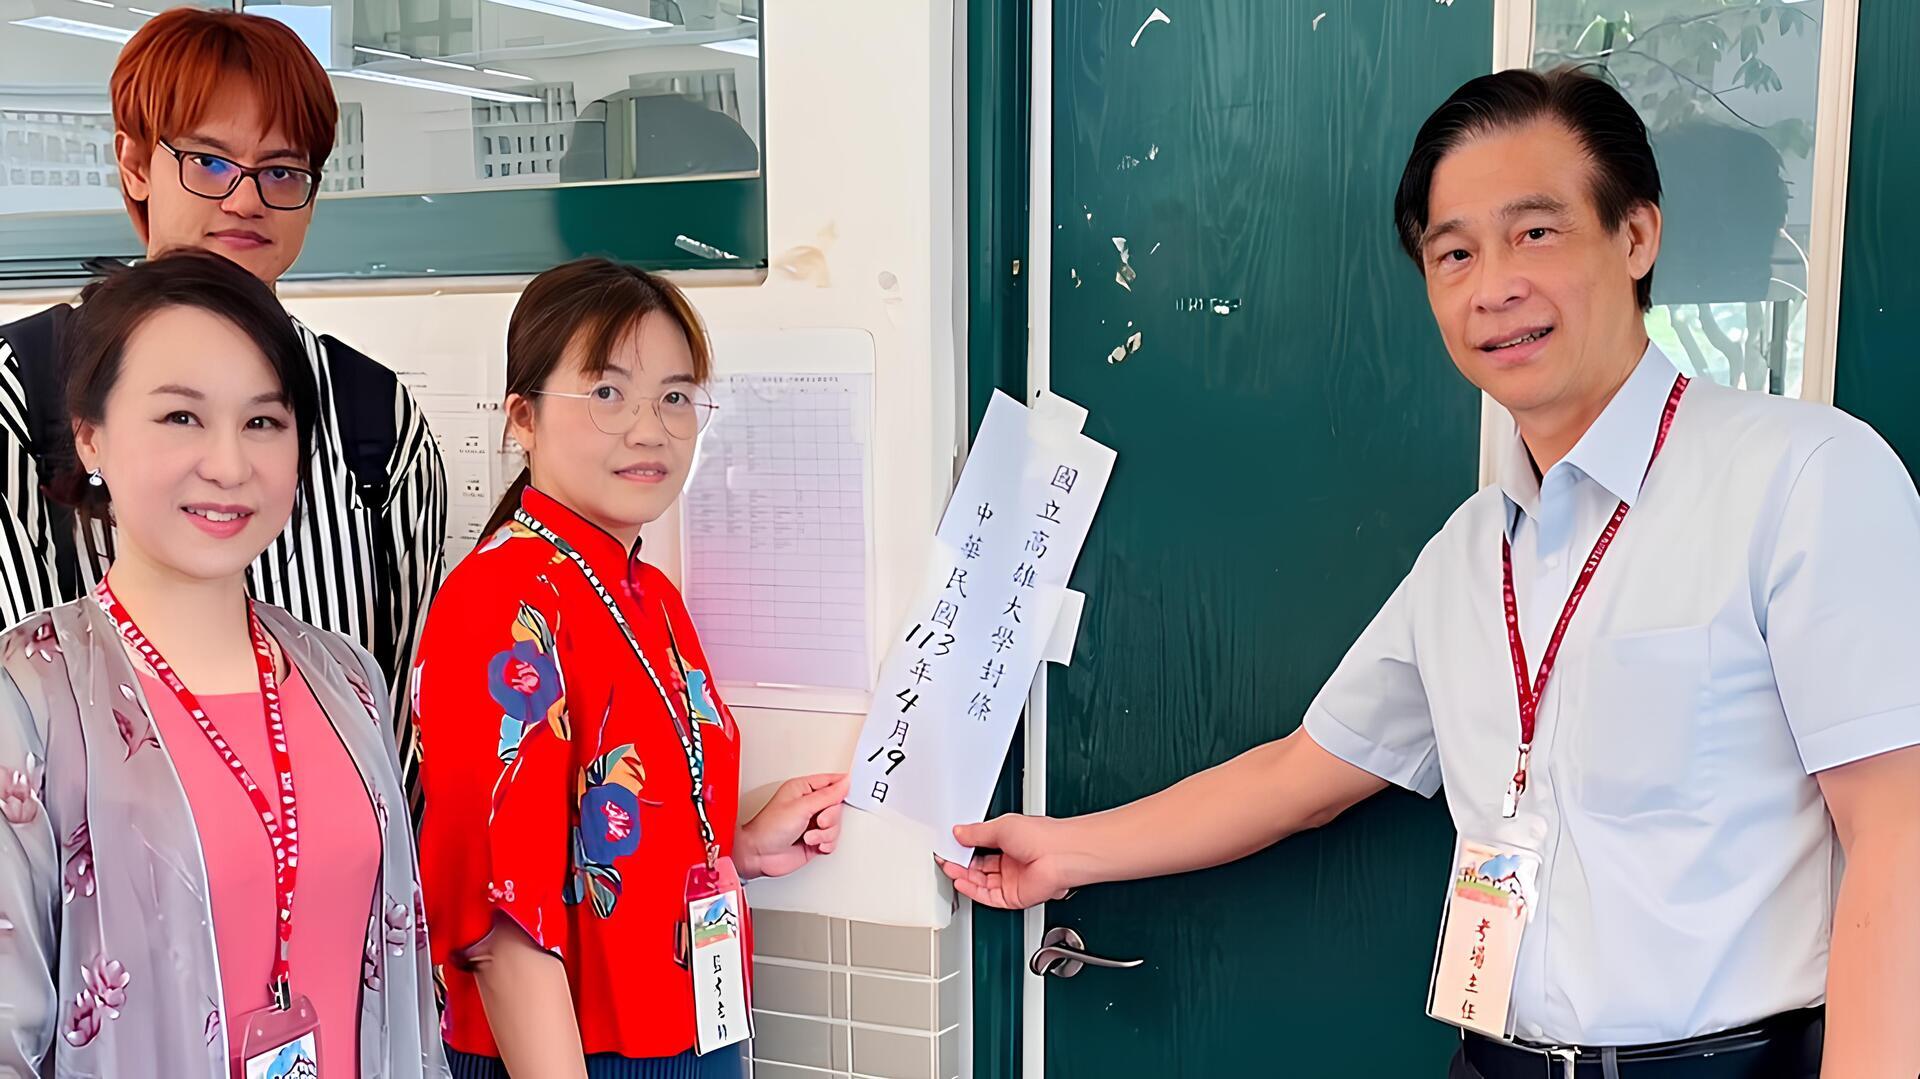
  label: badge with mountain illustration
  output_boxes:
[244,1034,318,1079]
[1452,850,1533,919]
[691,891,740,948]
[1428,840,1539,1038]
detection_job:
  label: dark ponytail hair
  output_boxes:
[51,248,317,517]
[478,258,713,539]
[485,467,535,542]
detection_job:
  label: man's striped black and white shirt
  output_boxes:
[0,313,447,806]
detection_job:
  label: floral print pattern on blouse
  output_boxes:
[416,486,742,1061]
[0,600,447,1078]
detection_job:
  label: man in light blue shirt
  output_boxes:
[942,68,1920,1078]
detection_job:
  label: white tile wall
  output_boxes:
[751,912,962,1079]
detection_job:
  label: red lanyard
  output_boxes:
[94,579,301,1010]
[1499,373,1688,818]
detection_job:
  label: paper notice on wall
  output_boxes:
[846,390,1116,864]
[682,372,874,692]
[421,394,508,561]
[384,340,509,567]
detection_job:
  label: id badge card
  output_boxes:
[234,993,321,1079]
[685,856,753,1056]
[1426,837,1542,1039]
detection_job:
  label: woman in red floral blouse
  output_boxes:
[415,259,848,1079]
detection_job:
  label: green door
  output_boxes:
[1833,0,1920,471]
[1008,2,1496,1074]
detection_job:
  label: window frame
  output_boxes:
[1478,0,1860,485]
[0,0,768,287]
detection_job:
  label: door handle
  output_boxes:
[1027,927,1144,979]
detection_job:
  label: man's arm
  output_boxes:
[1757,425,1920,1077]
[375,380,447,805]
[945,558,1437,910]
[0,340,60,628]
[945,727,1386,909]
[1816,745,1920,1078]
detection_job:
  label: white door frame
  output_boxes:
[1800,0,1862,407]
[1019,0,1055,1073]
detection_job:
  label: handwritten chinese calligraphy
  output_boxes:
[847,392,1116,863]
[932,601,960,630]
[903,623,955,656]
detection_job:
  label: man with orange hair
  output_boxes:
[0,7,447,803]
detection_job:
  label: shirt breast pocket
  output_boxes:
[1565,625,1712,818]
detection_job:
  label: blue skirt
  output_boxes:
[445,1044,749,1079]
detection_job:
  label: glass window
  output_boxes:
[0,1,222,219]
[0,0,763,283]
[1534,1,1824,395]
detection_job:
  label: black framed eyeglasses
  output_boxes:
[159,140,321,211]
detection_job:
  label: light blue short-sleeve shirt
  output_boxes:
[1305,345,1920,1046]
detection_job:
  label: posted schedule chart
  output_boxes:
[683,373,873,693]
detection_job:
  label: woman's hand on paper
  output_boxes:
[737,773,849,880]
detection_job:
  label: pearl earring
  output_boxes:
[87,468,104,488]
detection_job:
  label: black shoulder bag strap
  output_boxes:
[318,334,399,511]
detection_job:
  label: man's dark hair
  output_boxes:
[1394,66,1663,311]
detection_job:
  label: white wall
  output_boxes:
[0,0,965,928]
